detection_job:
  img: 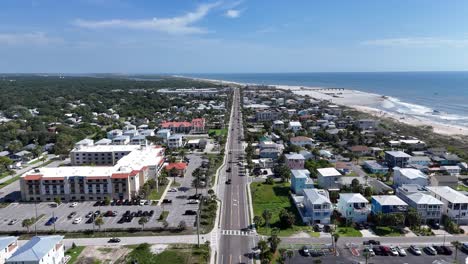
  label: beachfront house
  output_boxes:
[337,193,370,223]
[385,151,411,168]
[291,169,314,195]
[393,167,428,187]
[440,165,461,176]
[288,121,302,132]
[302,189,332,224]
[6,236,64,264]
[396,184,443,224]
[272,120,284,130]
[409,156,432,167]
[371,195,408,215]
[285,153,305,170]
[355,119,379,130]
[156,129,171,141]
[0,237,18,264]
[259,148,280,160]
[290,136,315,148]
[363,160,389,174]
[426,186,468,224]
[317,167,342,190]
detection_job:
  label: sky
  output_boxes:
[1,0,468,73]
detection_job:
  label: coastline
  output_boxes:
[178,75,468,137]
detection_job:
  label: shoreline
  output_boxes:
[178,75,468,137]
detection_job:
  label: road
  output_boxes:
[217,88,254,264]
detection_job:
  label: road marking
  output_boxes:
[229,254,232,264]
[220,229,254,237]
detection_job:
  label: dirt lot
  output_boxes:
[76,246,131,264]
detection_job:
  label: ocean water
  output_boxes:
[184,72,468,126]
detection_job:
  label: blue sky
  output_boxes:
[1,0,468,73]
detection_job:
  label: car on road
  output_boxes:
[188,199,199,204]
[8,219,18,225]
[45,216,58,226]
[409,245,422,255]
[424,246,437,255]
[108,237,121,243]
[67,212,77,219]
[225,179,231,184]
[363,247,375,257]
[70,202,78,207]
[395,246,406,256]
[363,240,380,246]
[184,210,197,215]
[73,217,82,224]
[168,188,178,192]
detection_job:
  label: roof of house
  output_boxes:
[0,150,10,157]
[291,169,311,179]
[285,153,305,160]
[161,121,192,128]
[339,193,368,204]
[289,121,302,127]
[372,195,408,206]
[304,189,331,205]
[349,145,369,152]
[0,236,17,250]
[317,168,342,177]
[441,165,461,170]
[395,168,428,180]
[405,193,444,205]
[426,186,468,203]
[409,156,431,162]
[431,175,458,184]
[7,236,63,262]
[385,151,411,158]
[165,162,188,171]
[364,160,388,170]
[290,136,314,142]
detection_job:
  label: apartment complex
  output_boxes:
[20,145,164,202]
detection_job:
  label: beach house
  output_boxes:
[167,135,183,148]
[285,153,305,169]
[302,189,332,224]
[0,237,18,264]
[288,121,302,132]
[385,151,411,168]
[317,167,342,190]
[440,165,461,176]
[363,160,389,174]
[290,136,315,148]
[337,193,370,223]
[6,236,64,264]
[371,195,408,215]
[393,167,428,187]
[396,184,443,224]
[426,186,468,224]
[290,169,314,195]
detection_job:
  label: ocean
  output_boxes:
[184,72,468,127]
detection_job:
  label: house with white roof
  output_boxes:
[288,121,302,132]
[317,168,342,190]
[440,165,461,176]
[290,136,315,148]
[385,151,411,168]
[396,184,443,224]
[0,237,18,264]
[272,120,284,130]
[371,195,408,215]
[426,186,468,224]
[6,236,64,264]
[337,193,370,223]
[393,167,428,187]
[290,169,314,195]
[301,189,332,224]
[285,153,305,170]
[167,134,183,148]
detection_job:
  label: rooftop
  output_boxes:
[304,189,331,205]
[426,186,468,203]
[72,144,139,153]
[372,195,408,206]
[406,193,443,205]
[285,153,305,160]
[7,236,63,262]
[339,193,368,204]
[395,167,428,180]
[386,151,411,158]
[0,236,17,250]
[317,167,342,177]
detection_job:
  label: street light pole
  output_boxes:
[34,200,38,236]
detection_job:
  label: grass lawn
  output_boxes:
[208,128,228,137]
[65,246,85,264]
[158,211,169,221]
[457,184,468,191]
[372,226,402,237]
[206,154,224,186]
[0,176,19,188]
[335,227,363,237]
[251,182,319,237]
[148,184,168,201]
[126,243,210,264]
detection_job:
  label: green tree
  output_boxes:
[405,208,421,228]
[268,233,281,253]
[253,216,263,229]
[0,156,13,173]
[257,239,269,261]
[169,167,178,184]
[54,196,61,205]
[279,209,295,229]
[22,218,33,233]
[286,250,294,263]
[138,216,148,230]
[262,210,272,228]
[94,217,104,230]
[54,134,74,156]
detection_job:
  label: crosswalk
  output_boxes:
[221,229,254,237]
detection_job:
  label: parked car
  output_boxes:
[433,245,444,255]
[45,216,58,226]
[441,246,452,255]
[8,219,18,225]
[149,210,154,217]
[73,217,82,224]
[184,210,197,215]
[389,246,399,256]
[162,199,172,204]
[313,224,324,232]
[104,211,117,217]
[363,240,380,246]
[225,179,232,184]
[108,237,121,243]
[429,222,440,230]
[395,246,406,256]
[70,202,78,207]
[363,247,375,257]
[380,246,391,256]
[424,246,437,255]
[409,245,422,255]
[461,243,468,253]
[301,246,311,256]
[372,246,383,256]
[86,217,94,224]
[85,211,94,218]
[168,188,178,192]
[94,210,101,217]
[188,199,199,204]
[139,200,147,206]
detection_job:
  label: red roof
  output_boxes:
[191,118,205,128]
[111,173,130,179]
[42,177,64,181]
[161,121,191,128]
[24,174,42,181]
[86,176,109,180]
[165,162,188,171]
[291,136,313,142]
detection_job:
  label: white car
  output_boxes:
[139,200,147,206]
[73,217,82,224]
[389,246,399,256]
[363,246,375,257]
[188,200,200,204]
[409,245,422,255]
[168,188,178,192]
[395,246,407,256]
[70,202,78,207]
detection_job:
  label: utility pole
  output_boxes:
[53,211,56,233]
[197,198,202,247]
[34,200,38,236]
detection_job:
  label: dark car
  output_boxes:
[94,210,101,217]
[108,237,121,243]
[149,210,154,216]
[226,167,231,173]
[188,194,202,200]
[116,200,123,206]
[45,216,58,226]
[225,179,232,185]
[324,225,332,233]
[117,218,125,224]
[373,246,383,256]
[162,199,172,204]
[123,210,131,217]
[355,223,364,230]
[136,210,143,217]
[86,217,94,224]
[433,245,444,254]
[93,201,101,207]
[363,240,381,246]
[441,246,452,255]
[184,210,197,215]
[68,212,77,219]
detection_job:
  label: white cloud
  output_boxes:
[225,9,241,18]
[361,37,468,48]
[73,2,220,34]
[0,32,63,45]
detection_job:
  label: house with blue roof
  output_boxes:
[290,169,314,195]
[6,236,64,264]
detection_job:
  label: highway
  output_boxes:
[217,87,254,264]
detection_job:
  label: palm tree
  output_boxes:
[268,233,281,253]
[138,216,148,230]
[257,239,269,260]
[253,216,262,229]
[94,217,104,230]
[452,241,460,262]
[286,250,294,263]
[262,210,272,229]
[22,218,33,233]
[169,167,178,184]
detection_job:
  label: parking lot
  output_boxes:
[0,154,207,232]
